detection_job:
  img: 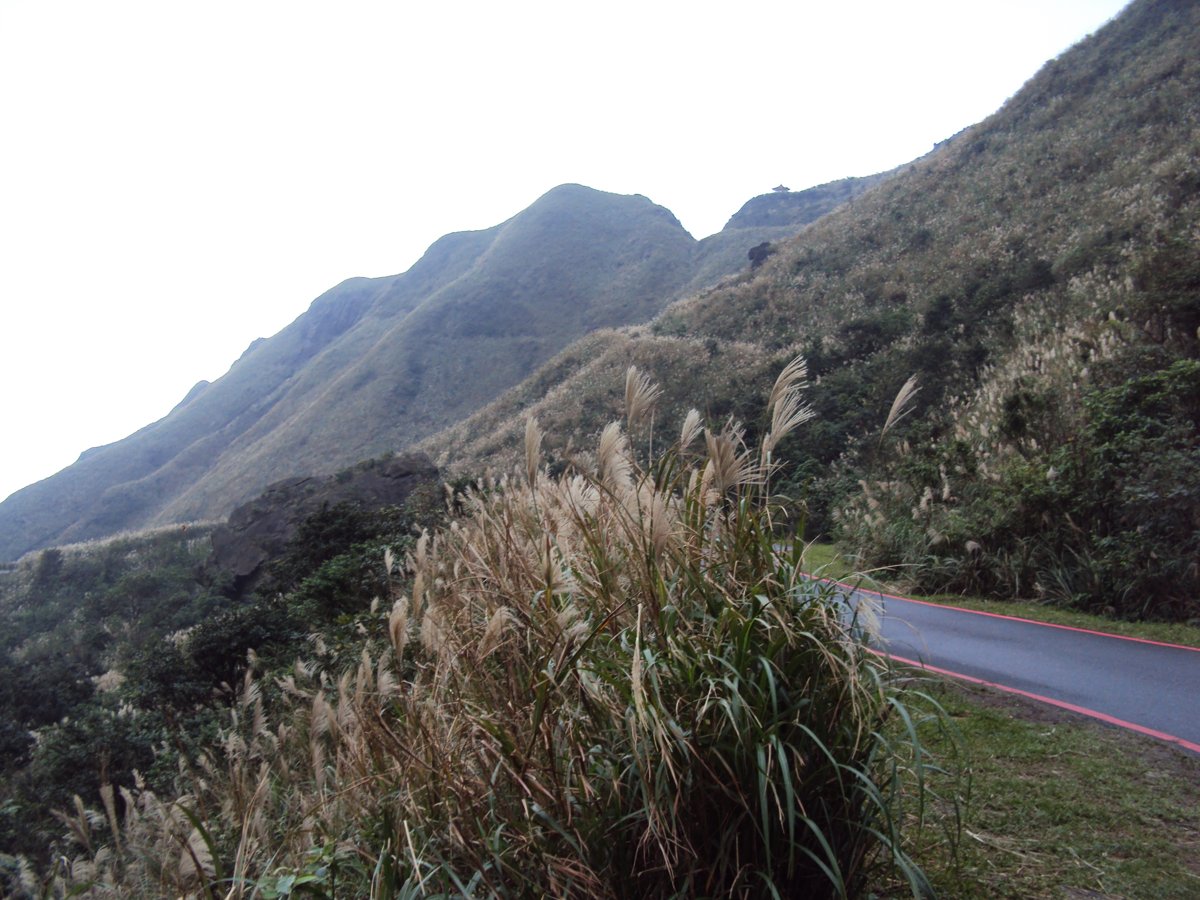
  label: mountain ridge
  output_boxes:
[0,177,888,561]
[415,0,1199,618]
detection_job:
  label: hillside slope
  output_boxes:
[420,0,1199,617]
[0,177,886,561]
[430,0,1198,466]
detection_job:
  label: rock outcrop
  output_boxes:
[723,173,893,231]
[208,452,438,596]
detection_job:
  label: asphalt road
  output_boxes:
[836,581,1200,755]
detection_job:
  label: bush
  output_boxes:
[840,359,1200,620]
[52,362,956,898]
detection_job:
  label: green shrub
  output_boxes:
[840,359,1200,620]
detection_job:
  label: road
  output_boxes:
[833,580,1200,755]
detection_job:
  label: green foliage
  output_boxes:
[259,500,429,622]
[31,548,62,588]
[261,501,386,595]
[842,359,1200,620]
[124,499,429,721]
[1045,359,1200,615]
[287,544,387,619]
[254,843,357,899]
[127,601,303,712]
[28,703,155,811]
[1132,236,1200,351]
[837,308,914,361]
[0,527,226,864]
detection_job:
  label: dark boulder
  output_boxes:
[208,453,438,596]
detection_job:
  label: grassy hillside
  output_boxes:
[424,0,1200,620]
[419,328,791,473]
[0,478,441,866]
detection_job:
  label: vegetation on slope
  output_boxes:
[4,363,1194,897]
[0,491,438,871]
[419,327,799,477]
[424,0,1200,621]
[4,1,1200,893]
[0,526,222,858]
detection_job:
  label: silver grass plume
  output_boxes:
[880,374,921,444]
[597,421,633,492]
[524,416,543,489]
[679,408,703,452]
[99,784,121,860]
[766,354,808,413]
[388,596,410,661]
[763,354,814,459]
[704,422,758,495]
[178,826,215,882]
[631,604,647,729]
[624,365,662,429]
[376,657,398,698]
[478,607,510,659]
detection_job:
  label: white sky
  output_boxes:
[0,0,1129,503]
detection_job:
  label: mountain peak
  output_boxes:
[0,181,838,561]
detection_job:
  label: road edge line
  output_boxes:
[883,650,1200,755]
[814,575,1200,653]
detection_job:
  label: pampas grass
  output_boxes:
[46,355,956,899]
[678,407,703,452]
[624,364,662,429]
[524,416,543,489]
[880,374,921,445]
[763,354,815,461]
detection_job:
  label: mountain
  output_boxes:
[417,0,1200,619]
[0,178,886,561]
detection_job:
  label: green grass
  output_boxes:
[908,680,1200,898]
[801,542,1200,649]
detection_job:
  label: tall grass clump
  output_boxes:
[47,358,953,898]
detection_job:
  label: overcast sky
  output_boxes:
[0,0,1129,503]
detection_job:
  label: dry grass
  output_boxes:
[42,362,958,898]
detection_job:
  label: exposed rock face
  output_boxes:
[208,452,438,596]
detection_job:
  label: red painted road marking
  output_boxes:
[802,573,1200,753]
[819,575,1200,653]
[882,650,1200,756]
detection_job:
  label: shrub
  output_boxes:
[48,361,955,898]
[839,359,1200,620]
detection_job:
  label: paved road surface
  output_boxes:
[834,580,1200,755]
